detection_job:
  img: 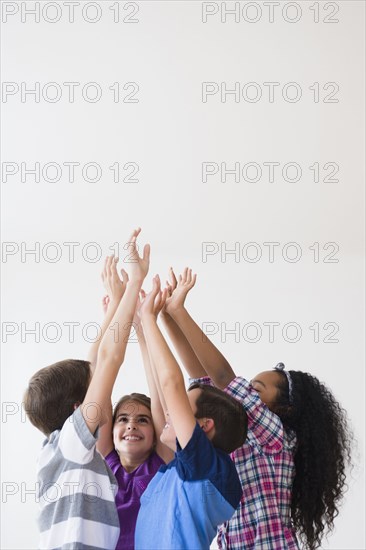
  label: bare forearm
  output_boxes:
[138,336,167,416]
[142,316,185,394]
[89,282,142,416]
[161,312,206,379]
[81,283,141,433]
[88,299,120,373]
[169,307,235,389]
[98,280,142,366]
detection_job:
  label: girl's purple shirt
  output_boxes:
[105,449,164,550]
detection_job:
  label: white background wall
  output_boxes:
[1,1,365,548]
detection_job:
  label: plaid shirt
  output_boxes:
[190,376,298,550]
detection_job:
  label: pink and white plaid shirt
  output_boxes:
[190,376,299,550]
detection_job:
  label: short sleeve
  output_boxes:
[224,376,284,453]
[58,407,98,464]
[175,423,217,481]
[175,423,242,509]
[188,376,214,388]
[105,449,121,474]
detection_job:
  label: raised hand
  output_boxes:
[140,276,167,320]
[165,267,197,316]
[162,268,177,314]
[101,255,129,309]
[123,228,150,283]
[152,286,168,319]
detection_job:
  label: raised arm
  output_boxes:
[87,256,129,373]
[166,268,235,389]
[160,268,207,379]
[134,293,174,463]
[95,257,129,456]
[140,276,196,450]
[81,228,150,435]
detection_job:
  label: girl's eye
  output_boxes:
[119,416,129,423]
[138,418,149,424]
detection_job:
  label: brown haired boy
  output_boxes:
[24,229,149,550]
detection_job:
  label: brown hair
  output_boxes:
[188,383,248,453]
[24,359,91,436]
[112,393,152,425]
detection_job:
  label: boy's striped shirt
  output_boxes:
[37,407,119,550]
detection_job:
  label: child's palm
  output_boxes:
[124,228,150,282]
[162,268,178,313]
[101,256,128,305]
[165,268,196,315]
[140,279,167,319]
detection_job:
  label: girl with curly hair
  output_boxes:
[161,267,353,550]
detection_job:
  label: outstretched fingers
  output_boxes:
[153,287,168,316]
[127,227,141,244]
[181,267,189,284]
[140,275,161,316]
[142,243,151,263]
[101,255,110,282]
[187,269,197,288]
[125,228,141,261]
[151,274,161,295]
[169,267,178,289]
[178,267,197,289]
[110,256,119,280]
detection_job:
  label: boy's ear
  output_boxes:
[200,418,215,435]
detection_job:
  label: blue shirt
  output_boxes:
[135,422,242,550]
[106,449,164,550]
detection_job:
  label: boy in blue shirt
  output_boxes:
[135,275,248,550]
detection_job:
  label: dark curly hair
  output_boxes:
[272,370,353,550]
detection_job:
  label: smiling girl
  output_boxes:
[90,253,173,550]
[98,393,170,550]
